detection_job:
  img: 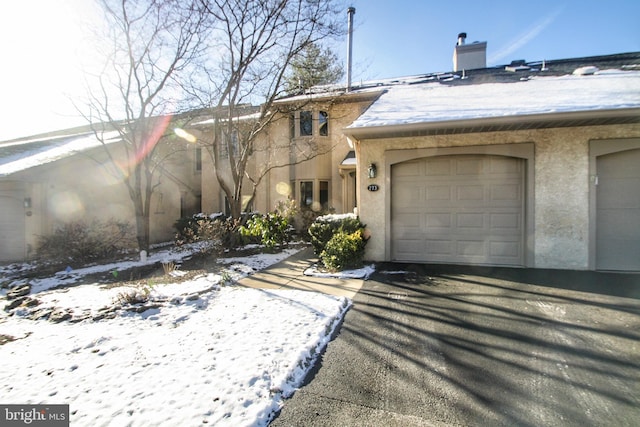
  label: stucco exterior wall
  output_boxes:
[200,96,377,216]
[533,128,589,269]
[1,138,199,262]
[356,123,640,270]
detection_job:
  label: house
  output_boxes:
[344,52,640,272]
[4,43,638,273]
[197,49,639,272]
[0,123,202,263]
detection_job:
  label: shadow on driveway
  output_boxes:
[271,264,640,427]
[409,263,640,300]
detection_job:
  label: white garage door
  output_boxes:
[596,148,640,271]
[0,194,25,262]
[391,155,525,266]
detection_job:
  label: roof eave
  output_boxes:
[274,89,386,106]
[344,108,640,139]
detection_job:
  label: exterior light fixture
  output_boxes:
[24,197,32,209]
[367,163,377,179]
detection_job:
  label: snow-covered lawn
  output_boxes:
[0,245,352,426]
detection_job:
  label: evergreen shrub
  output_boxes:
[239,211,292,249]
[320,229,367,271]
[308,213,368,271]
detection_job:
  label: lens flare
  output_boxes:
[174,128,197,143]
[49,191,84,220]
[275,182,291,196]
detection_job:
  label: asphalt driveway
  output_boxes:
[270,264,640,426]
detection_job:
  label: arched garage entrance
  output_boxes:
[391,154,525,266]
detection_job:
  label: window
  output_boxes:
[300,111,313,136]
[195,147,202,172]
[319,111,328,136]
[300,181,313,208]
[292,111,329,138]
[319,181,329,210]
[294,180,330,211]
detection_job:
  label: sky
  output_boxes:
[0,0,639,142]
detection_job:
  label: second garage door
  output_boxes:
[595,148,640,271]
[0,193,26,262]
[391,155,525,266]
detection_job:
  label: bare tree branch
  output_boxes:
[76,0,211,250]
[197,0,345,218]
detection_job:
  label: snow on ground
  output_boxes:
[0,245,352,426]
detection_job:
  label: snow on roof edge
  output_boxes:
[347,70,640,130]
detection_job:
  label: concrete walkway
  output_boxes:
[236,247,364,299]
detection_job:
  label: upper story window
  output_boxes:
[300,111,313,136]
[291,110,329,138]
[319,111,328,136]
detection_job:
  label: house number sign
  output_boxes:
[367,184,379,192]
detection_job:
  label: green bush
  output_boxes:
[308,213,369,271]
[320,229,367,271]
[308,213,366,256]
[37,219,136,264]
[239,211,291,249]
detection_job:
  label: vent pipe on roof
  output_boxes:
[346,7,356,92]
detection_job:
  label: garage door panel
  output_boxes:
[394,187,423,207]
[395,240,423,258]
[457,213,484,229]
[491,212,520,231]
[426,185,451,201]
[490,241,521,258]
[456,158,483,175]
[393,213,421,230]
[491,184,521,202]
[457,185,484,201]
[425,158,452,176]
[426,240,454,256]
[425,212,452,230]
[490,157,521,174]
[392,155,525,266]
[394,160,422,177]
[457,240,485,256]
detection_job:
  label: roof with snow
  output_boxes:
[347,69,640,133]
[345,53,640,137]
[282,51,640,138]
[0,130,120,177]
